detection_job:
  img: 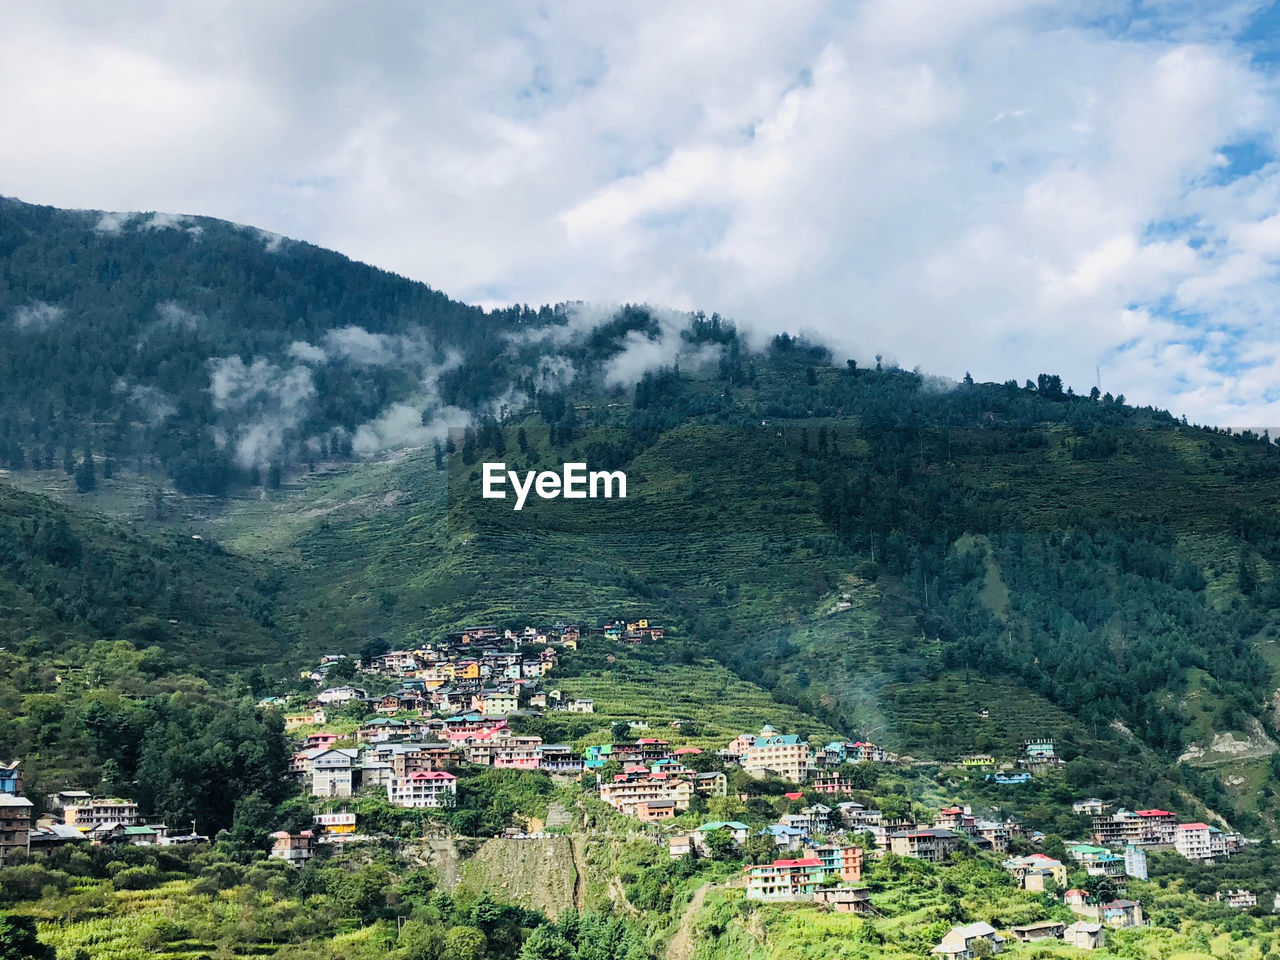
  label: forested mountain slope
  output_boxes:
[0,196,659,494]
[5,197,1280,836]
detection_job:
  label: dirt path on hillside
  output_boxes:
[570,835,588,912]
[666,882,712,960]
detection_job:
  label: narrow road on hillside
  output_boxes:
[666,882,712,960]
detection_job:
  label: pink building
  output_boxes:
[493,736,543,770]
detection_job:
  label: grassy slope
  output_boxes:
[554,655,841,749]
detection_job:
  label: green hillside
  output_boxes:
[5,200,1280,839]
[0,481,292,671]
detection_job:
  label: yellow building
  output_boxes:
[285,709,327,731]
[419,663,456,688]
[314,812,356,835]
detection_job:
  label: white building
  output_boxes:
[64,799,141,830]
[386,771,457,808]
[1174,823,1213,861]
[1073,798,1109,815]
[931,922,1005,959]
[1220,889,1257,909]
[317,686,367,705]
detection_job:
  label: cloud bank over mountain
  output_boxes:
[3,1,1280,424]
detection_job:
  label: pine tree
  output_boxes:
[74,451,96,492]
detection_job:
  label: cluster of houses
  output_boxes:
[930,919,1109,958]
[959,739,1064,788]
[586,725,892,823]
[0,761,32,864]
[272,621,669,742]
[0,769,210,862]
[721,724,890,784]
[288,618,661,705]
[1080,802,1245,862]
[661,817,871,912]
[653,791,1154,955]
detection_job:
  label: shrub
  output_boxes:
[111,865,160,890]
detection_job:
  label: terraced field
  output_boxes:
[554,657,841,749]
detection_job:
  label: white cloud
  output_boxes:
[208,356,316,468]
[351,401,471,456]
[3,2,1280,422]
[287,340,327,364]
[12,300,65,331]
[154,300,201,332]
[322,325,400,365]
[94,210,131,234]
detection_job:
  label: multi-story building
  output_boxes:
[813,887,873,913]
[1124,844,1148,880]
[492,736,543,770]
[314,812,357,836]
[934,806,976,833]
[310,749,358,798]
[889,828,959,863]
[1133,809,1177,844]
[0,795,33,863]
[583,744,614,770]
[1220,889,1257,909]
[806,844,863,884]
[269,830,315,865]
[612,739,674,765]
[284,709,327,731]
[974,820,1011,854]
[742,727,811,783]
[1085,853,1126,877]
[386,772,458,809]
[694,772,728,797]
[64,799,141,831]
[1002,854,1067,891]
[1073,798,1109,815]
[389,743,456,777]
[1024,739,1058,764]
[1174,822,1214,860]
[477,690,518,717]
[744,857,826,901]
[1092,808,1176,846]
[848,741,886,763]
[1100,899,1144,928]
[838,802,883,829]
[538,744,583,774]
[45,789,90,810]
[599,775,692,815]
[317,686,367,705]
[633,799,678,822]
[782,804,832,835]
[810,773,846,795]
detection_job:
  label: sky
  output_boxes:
[3,1,1280,426]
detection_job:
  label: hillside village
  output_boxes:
[3,617,1276,959]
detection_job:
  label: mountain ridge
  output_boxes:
[2,198,1280,839]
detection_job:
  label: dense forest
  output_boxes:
[0,198,674,494]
